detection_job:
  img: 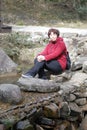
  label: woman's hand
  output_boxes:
[37,55,45,62]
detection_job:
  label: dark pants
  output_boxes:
[26,58,63,79]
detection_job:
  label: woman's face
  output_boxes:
[49,32,57,41]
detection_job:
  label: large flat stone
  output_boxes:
[17,77,60,93]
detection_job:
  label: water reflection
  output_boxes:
[0,72,21,84]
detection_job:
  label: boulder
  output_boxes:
[17,77,60,93]
[0,84,22,104]
[0,48,17,74]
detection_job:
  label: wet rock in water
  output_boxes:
[17,77,60,93]
[43,103,60,118]
[0,48,17,74]
[0,84,22,104]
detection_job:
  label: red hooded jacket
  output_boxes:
[38,37,67,70]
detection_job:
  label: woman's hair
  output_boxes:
[48,28,60,37]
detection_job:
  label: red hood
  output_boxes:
[57,37,63,41]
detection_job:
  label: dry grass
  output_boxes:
[1,0,87,28]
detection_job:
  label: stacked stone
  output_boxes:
[18,89,87,130]
[0,86,87,130]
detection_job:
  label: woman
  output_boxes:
[22,28,69,79]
